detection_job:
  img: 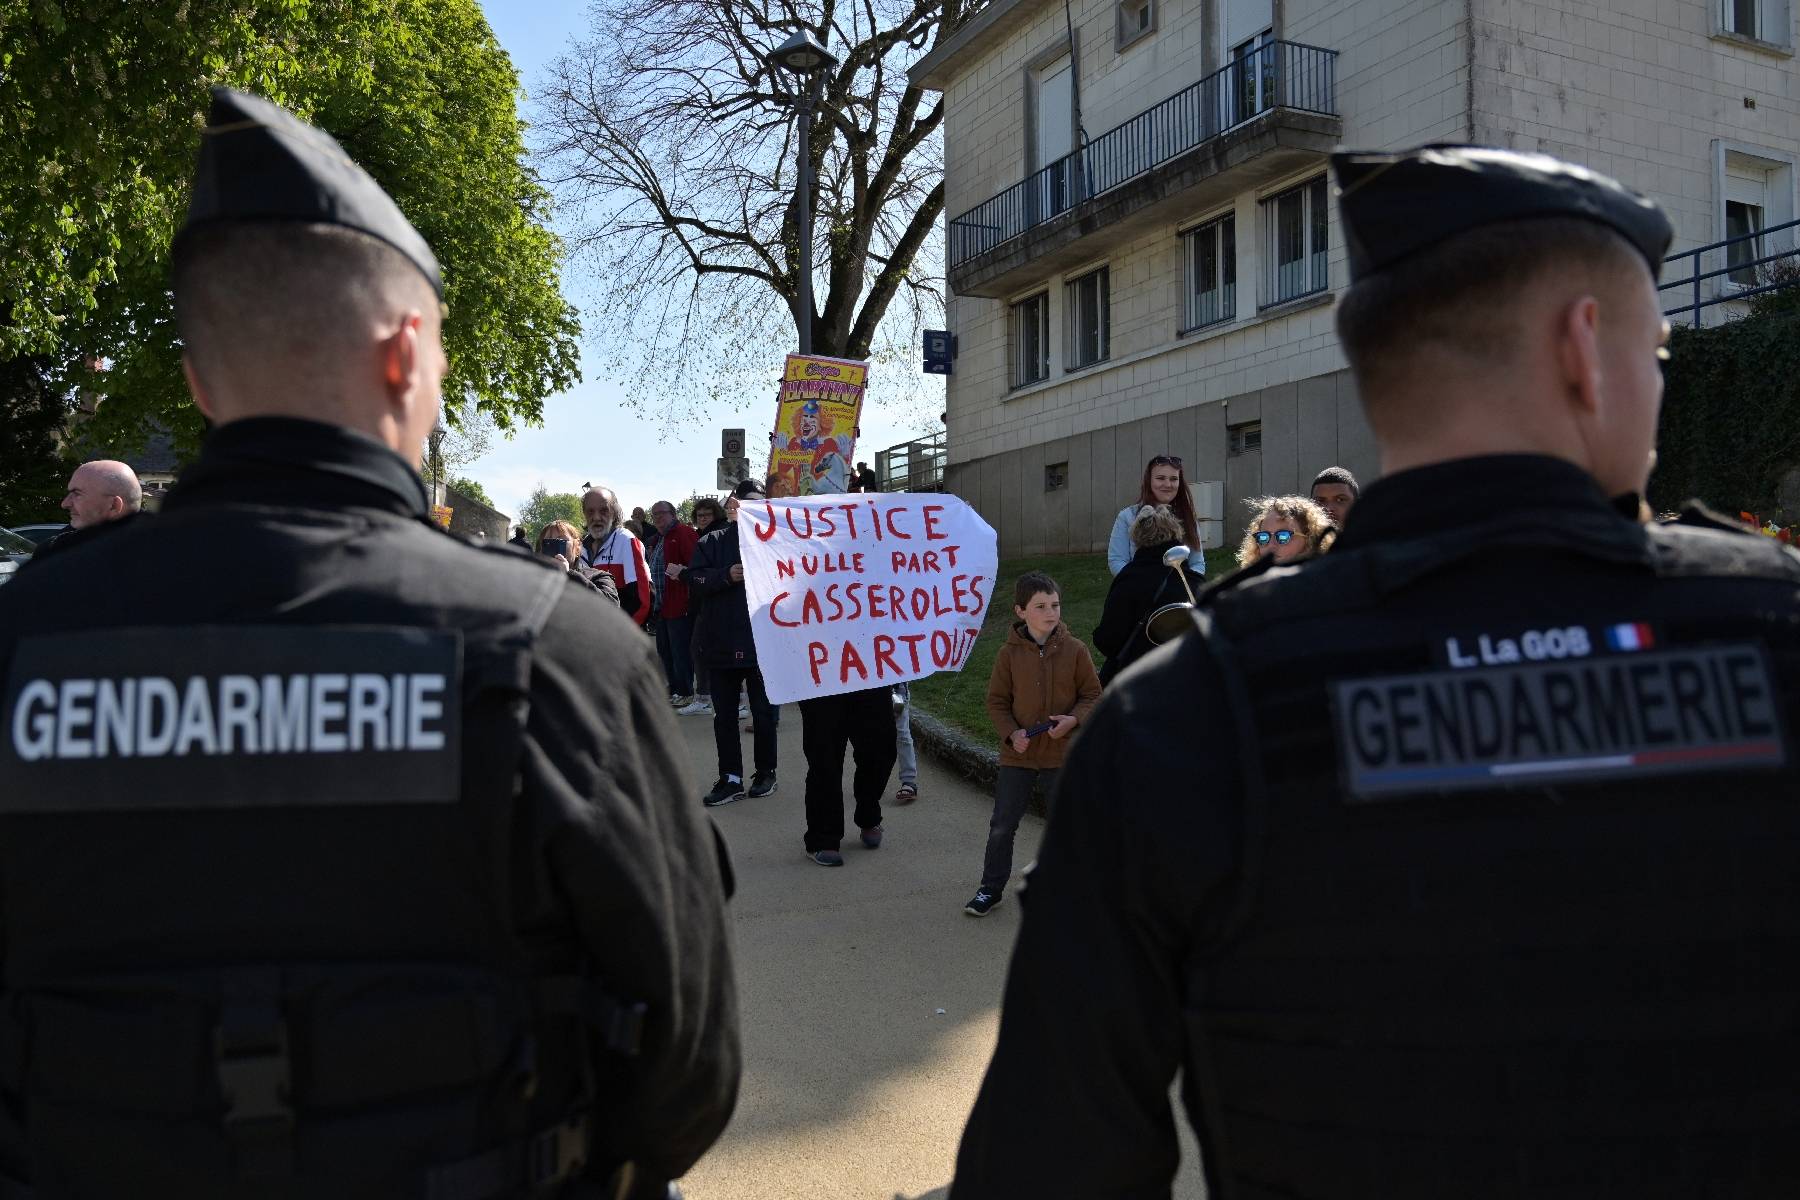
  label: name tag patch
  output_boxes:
[2,626,462,811]
[1333,643,1786,801]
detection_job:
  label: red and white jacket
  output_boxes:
[581,528,652,625]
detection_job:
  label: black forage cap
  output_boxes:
[177,87,443,298]
[1331,145,1673,283]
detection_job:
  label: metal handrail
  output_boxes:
[947,41,1339,269]
[876,431,948,493]
[1660,214,1800,324]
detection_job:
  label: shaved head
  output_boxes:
[63,460,141,528]
[171,221,446,461]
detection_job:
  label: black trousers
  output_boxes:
[983,766,1058,892]
[710,666,776,781]
[799,688,897,852]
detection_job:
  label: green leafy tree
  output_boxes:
[0,353,76,524]
[1,0,580,462]
[448,476,494,508]
[517,485,585,536]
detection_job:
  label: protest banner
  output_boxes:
[740,494,999,704]
[766,353,866,499]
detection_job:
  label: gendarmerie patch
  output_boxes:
[1333,643,1785,800]
[2,626,461,811]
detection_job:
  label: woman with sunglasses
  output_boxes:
[1236,495,1335,567]
[1107,455,1203,576]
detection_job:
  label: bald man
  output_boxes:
[60,459,142,529]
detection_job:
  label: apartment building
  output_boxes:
[912,0,1800,555]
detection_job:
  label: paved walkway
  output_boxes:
[669,702,1207,1200]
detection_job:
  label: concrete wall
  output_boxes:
[947,368,1375,557]
[440,485,511,542]
[1470,0,1800,264]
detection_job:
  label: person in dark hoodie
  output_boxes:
[687,478,779,806]
[1091,504,1206,686]
[966,570,1101,916]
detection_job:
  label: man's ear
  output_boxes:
[181,354,217,422]
[381,312,424,404]
[1556,294,1604,417]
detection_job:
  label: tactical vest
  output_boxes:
[0,520,645,1200]
[1182,515,1800,1200]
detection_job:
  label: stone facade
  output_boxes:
[914,0,1800,556]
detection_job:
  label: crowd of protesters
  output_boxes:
[495,452,1359,905]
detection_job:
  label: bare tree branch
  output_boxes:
[535,0,976,426]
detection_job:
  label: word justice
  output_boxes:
[805,628,981,687]
[748,500,953,543]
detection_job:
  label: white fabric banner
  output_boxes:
[740,494,999,704]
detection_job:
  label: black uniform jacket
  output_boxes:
[953,455,1800,1199]
[687,521,758,670]
[0,418,740,1186]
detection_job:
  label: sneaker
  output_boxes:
[678,698,714,716]
[860,825,883,849]
[807,848,845,867]
[748,771,777,798]
[670,694,694,708]
[702,778,747,807]
[738,702,750,719]
[963,888,1001,917]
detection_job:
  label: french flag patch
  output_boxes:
[1606,622,1655,652]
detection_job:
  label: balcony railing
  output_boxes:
[948,41,1338,269]
[1661,215,1800,325]
[876,431,947,493]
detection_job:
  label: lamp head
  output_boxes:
[770,29,837,74]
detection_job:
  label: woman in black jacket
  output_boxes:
[1092,505,1205,685]
[687,479,779,805]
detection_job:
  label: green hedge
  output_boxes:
[1651,300,1800,521]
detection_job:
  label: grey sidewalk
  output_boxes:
[669,702,1206,1200]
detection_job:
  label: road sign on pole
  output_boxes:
[717,457,752,490]
[722,428,746,458]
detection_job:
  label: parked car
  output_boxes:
[7,523,65,547]
[0,526,36,586]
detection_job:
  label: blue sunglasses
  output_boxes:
[1253,529,1296,546]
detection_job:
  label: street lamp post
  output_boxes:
[767,30,838,357]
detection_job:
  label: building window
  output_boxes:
[1720,148,1795,291]
[1045,462,1069,491]
[1727,200,1765,285]
[1227,29,1275,126]
[1717,0,1792,45]
[1011,291,1050,388]
[1228,421,1262,456]
[1063,268,1110,370]
[1117,0,1155,49]
[1262,176,1330,306]
[1183,214,1236,331]
[1725,0,1760,38]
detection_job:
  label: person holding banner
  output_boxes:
[688,479,780,807]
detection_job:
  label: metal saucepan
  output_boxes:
[1144,544,1202,645]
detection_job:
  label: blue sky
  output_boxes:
[467,1,942,522]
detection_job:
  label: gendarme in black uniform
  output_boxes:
[953,150,1800,1198]
[0,89,738,1199]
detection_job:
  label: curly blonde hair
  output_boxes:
[1236,495,1336,567]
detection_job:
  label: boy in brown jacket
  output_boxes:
[967,571,1102,916]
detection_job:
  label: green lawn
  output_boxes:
[911,548,1238,743]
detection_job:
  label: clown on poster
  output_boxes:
[766,353,867,498]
